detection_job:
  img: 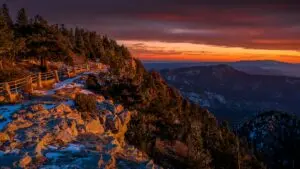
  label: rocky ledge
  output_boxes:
[0,73,161,169]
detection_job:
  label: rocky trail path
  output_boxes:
[0,70,161,169]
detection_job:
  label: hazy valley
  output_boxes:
[155,63,300,125]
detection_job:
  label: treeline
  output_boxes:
[0,4,131,71]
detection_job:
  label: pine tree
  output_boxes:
[16,8,28,26]
[1,4,13,28]
[60,24,69,36]
[68,28,75,49]
[0,15,13,69]
[74,27,85,55]
[33,15,47,27]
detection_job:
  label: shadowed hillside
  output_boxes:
[86,63,265,169]
[238,111,300,169]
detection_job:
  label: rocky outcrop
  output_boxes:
[85,118,104,134]
[0,101,158,168]
[0,71,161,168]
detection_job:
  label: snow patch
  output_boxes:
[0,104,23,131]
[79,89,94,95]
[45,152,64,159]
[47,145,58,150]
[46,73,91,95]
[249,131,256,139]
[53,76,83,90]
[181,92,211,107]
[44,104,56,110]
[40,166,61,169]
[33,90,49,95]
[204,91,226,104]
[167,75,176,81]
[62,100,75,107]
[61,144,85,153]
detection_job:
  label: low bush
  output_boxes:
[86,75,101,90]
[75,94,97,117]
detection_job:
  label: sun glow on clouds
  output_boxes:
[169,28,217,35]
[120,40,300,63]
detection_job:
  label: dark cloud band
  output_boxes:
[3,0,300,50]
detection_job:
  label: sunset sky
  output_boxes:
[3,0,300,63]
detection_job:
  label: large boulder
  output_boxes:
[50,104,73,115]
[0,96,5,102]
[114,111,132,146]
[6,119,33,133]
[35,133,54,157]
[56,128,75,143]
[0,132,9,142]
[18,153,32,168]
[29,104,45,112]
[33,110,50,119]
[85,118,104,134]
[66,111,84,125]
[55,87,81,99]
[55,120,78,143]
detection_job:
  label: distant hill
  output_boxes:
[231,60,300,77]
[160,64,300,124]
[144,60,300,77]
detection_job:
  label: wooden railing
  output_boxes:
[0,63,106,100]
[5,75,32,94]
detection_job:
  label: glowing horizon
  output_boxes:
[120,40,300,63]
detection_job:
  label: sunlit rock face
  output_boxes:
[0,73,161,169]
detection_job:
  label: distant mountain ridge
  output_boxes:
[144,60,300,77]
[160,64,300,124]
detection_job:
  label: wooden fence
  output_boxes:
[0,63,105,101]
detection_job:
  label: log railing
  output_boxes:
[0,63,105,100]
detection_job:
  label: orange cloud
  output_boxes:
[120,40,300,63]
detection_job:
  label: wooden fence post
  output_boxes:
[0,60,3,70]
[4,83,13,102]
[67,68,71,78]
[26,77,33,93]
[73,67,76,74]
[54,70,60,82]
[37,72,43,88]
